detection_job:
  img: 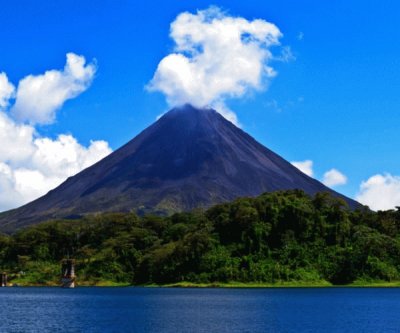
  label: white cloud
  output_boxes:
[0,111,111,212]
[0,53,111,212]
[11,53,96,125]
[0,72,15,109]
[356,174,400,211]
[291,160,313,177]
[0,164,61,211]
[0,163,24,211]
[13,169,60,207]
[148,6,282,120]
[322,168,347,187]
[31,134,111,178]
[0,111,35,164]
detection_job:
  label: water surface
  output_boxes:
[0,287,399,332]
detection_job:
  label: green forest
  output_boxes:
[1,190,400,287]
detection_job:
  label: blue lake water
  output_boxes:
[0,287,399,332]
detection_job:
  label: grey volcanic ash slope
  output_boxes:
[0,105,359,232]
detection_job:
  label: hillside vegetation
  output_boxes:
[1,190,400,286]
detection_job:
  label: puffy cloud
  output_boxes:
[0,53,111,212]
[0,163,24,211]
[0,165,62,211]
[291,160,313,177]
[148,7,282,118]
[0,111,35,164]
[0,111,111,211]
[356,174,400,211]
[11,53,96,125]
[0,72,15,109]
[31,135,111,178]
[322,168,347,187]
[10,169,60,209]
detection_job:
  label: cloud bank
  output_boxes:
[356,174,400,211]
[148,7,283,121]
[0,53,111,212]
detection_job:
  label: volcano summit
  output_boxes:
[0,105,359,232]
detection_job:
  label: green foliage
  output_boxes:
[1,190,400,286]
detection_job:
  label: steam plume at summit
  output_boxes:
[148,7,283,122]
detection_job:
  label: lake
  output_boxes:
[0,287,399,332]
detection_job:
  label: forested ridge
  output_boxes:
[1,190,400,286]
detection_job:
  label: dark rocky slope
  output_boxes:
[0,105,360,232]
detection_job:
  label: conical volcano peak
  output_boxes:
[168,103,216,114]
[154,104,229,136]
[0,104,360,232]
[160,104,220,124]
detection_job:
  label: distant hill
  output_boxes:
[0,104,360,232]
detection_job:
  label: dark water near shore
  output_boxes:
[0,287,399,332]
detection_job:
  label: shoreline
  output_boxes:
[7,280,400,288]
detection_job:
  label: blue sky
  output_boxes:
[0,0,400,211]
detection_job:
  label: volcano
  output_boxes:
[0,105,359,232]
